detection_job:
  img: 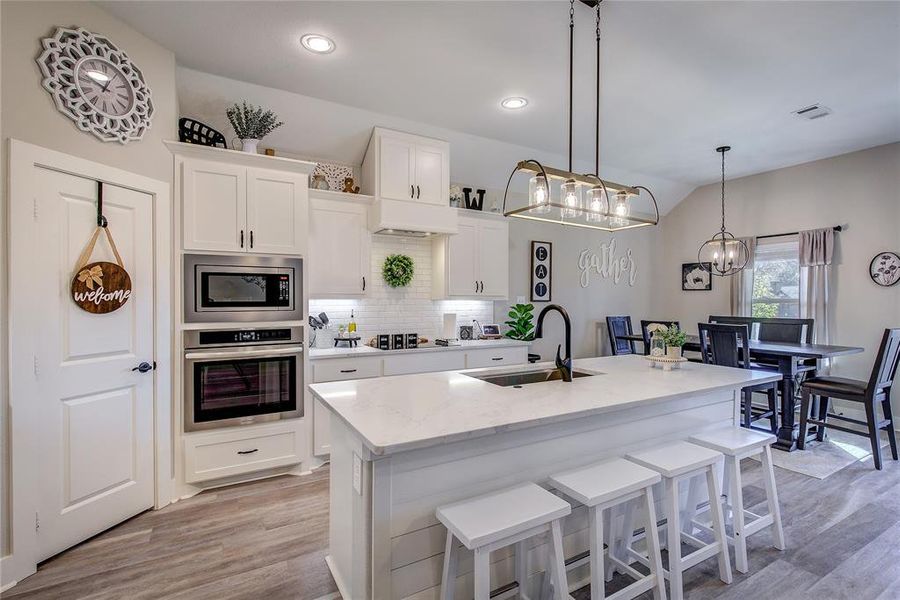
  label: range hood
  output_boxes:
[369,198,459,237]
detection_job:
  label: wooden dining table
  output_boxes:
[616,332,865,451]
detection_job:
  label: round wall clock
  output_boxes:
[37,27,154,144]
[870,251,900,287]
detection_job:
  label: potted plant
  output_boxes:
[504,303,535,341]
[661,326,687,358]
[225,101,284,153]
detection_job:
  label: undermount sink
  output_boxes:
[465,368,596,387]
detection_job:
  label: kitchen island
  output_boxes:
[309,355,781,600]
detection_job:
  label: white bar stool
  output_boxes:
[436,482,573,600]
[626,442,732,600]
[549,458,667,600]
[688,428,786,573]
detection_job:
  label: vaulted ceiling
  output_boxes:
[103,1,900,201]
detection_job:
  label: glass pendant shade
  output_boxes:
[528,174,550,213]
[586,185,606,222]
[613,191,630,218]
[560,179,583,217]
[698,231,749,277]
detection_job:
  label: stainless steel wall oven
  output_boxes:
[184,326,303,431]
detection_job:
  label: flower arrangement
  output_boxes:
[225,101,284,141]
[382,254,414,287]
[661,326,687,348]
[504,303,535,341]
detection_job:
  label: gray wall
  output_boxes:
[0,0,178,557]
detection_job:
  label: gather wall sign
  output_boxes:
[578,238,637,288]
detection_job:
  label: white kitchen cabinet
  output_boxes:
[312,355,382,456]
[362,128,449,206]
[171,142,314,255]
[308,193,372,297]
[466,346,528,369]
[433,212,509,299]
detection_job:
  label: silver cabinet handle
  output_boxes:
[237,448,259,455]
[185,346,303,360]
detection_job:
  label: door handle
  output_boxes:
[237,448,259,455]
[250,230,254,248]
[362,276,366,291]
[240,230,244,248]
[411,185,415,198]
[132,361,155,373]
[416,185,421,199]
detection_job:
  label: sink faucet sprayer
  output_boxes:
[533,304,573,382]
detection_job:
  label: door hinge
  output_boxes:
[35,511,40,531]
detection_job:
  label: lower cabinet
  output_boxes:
[184,421,304,484]
[311,347,527,456]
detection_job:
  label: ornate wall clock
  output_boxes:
[37,27,154,144]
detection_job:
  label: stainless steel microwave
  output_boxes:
[184,254,303,322]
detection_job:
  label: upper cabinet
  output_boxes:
[169,141,315,255]
[308,192,372,297]
[362,128,450,206]
[432,212,509,300]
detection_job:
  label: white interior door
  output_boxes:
[34,169,155,561]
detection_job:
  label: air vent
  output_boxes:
[793,104,832,120]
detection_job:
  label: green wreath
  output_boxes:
[382,254,414,287]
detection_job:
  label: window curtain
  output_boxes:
[729,237,757,316]
[799,227,834,347]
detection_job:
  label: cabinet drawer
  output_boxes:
[383,351,465,376]
[184,425,301,484]
[313,357,382,382]
[466,346,528,369]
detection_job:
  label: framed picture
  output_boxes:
[531,241,552,302]
[682,262,712,291]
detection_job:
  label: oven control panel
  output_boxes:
[189,327,300,348]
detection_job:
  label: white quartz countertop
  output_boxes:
[308,355,782,456]
[308,338,531,360]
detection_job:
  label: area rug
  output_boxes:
[755,429,892,479]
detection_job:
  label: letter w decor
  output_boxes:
[71,224,132,314]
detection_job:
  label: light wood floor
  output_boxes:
[6,453,900,600]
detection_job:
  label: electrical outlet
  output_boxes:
[352,452,362,494]
[516,295,526,304]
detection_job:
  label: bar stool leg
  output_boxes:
[589,506,606,600]
[440,530,458,600]
[515,541,529,600]
[474,547,491,600]
[705,464,733,584]
[548,520,570,600]
[727,456,748,573]
[682,474,704,536]
[604,504,616,582]
[760,445,786,551]
[643,486,667,600]
[665,478,684,600]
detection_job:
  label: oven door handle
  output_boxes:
[184,346,304,360]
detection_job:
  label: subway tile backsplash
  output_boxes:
[309,235,494,346]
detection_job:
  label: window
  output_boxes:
[752,237,800,318]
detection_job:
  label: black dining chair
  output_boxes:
[640,320,680,355]
[799,328,900,470]
[698,322,780,433]
[758,318,814,344]
[606,316,636,356]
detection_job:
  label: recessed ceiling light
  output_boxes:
[501,97,528,110]
[300,34,335,54]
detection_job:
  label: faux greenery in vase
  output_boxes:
[225,101,284,153]
[504,303,535,341]
[661,326,687,358]
[382,254,414,288]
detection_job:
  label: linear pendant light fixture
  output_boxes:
[697,146,749,276]
[502,0,659,232]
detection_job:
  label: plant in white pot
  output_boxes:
[661,326,687,359]
[225,101,284,154]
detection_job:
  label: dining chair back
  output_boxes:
[640,320,680,354]
[698,323,751,369]
[868,328,900,396]
[606,316,636,356]
[757,318,814,344]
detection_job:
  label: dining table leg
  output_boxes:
[774,357,800,452]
